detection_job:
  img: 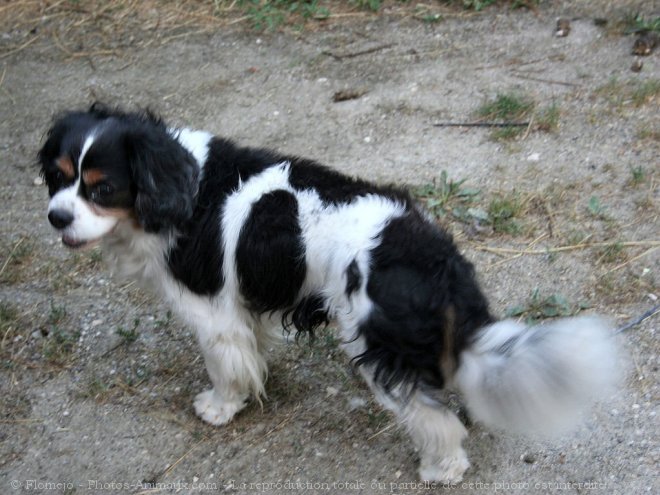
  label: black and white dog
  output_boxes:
[39,104,618,482]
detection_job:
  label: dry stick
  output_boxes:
[509,72,581,87]
[605,246,659,275]
[367,422,396,441]
[433,121,530,128]
[0,35,40,59]
[471,240,660,257]
[616,304,660,334]
[323,43,395,60]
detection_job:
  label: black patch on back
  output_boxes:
[235,189,306,313]
[167,137,284,296]
[345,259,362,296]
[288,158,411,205]
[353,211,493,393]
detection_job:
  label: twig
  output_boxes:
[0,35,40,59]
[616,304,660,334]
[509,72,580,87]
[471,240,660,256]
[605,246,658,275]
[433,121,530,128]
[0,418,44,424]
[367,422,396,441]
[323,42,395,60]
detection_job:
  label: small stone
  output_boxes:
[33,176,44,186]
[521,453,536,464]
[555,18,571,37]
[348,397,367,410]
[631,59,643,73]
[326,386,339,397]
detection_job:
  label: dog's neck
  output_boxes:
[101,221,175,293]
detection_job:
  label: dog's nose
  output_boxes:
[48,209,74,230]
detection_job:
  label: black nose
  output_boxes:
[48,209,74,230]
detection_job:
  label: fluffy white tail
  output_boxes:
[454,316,620,435]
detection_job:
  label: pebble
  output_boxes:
[33,176,44,186]
[326,386,339,397]
[348,397,367,410]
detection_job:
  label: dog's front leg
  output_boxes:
[193,317,267,426]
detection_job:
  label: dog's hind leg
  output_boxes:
[193,310,267,426]
[341,334,469,484]
[399,393,470,483]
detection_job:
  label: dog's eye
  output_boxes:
[90,183,114,202]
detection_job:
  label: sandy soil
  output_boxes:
[1,2,658,494]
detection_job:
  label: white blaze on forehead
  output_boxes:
[47,131,119,244]
[78,133,96,171]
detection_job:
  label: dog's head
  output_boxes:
[38,104,199,249]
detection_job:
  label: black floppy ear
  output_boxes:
[124,127,199,233]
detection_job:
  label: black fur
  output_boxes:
[355,212,494,392]
[282,294,329,341]
[236,189,306,313]
[345,259,362,296]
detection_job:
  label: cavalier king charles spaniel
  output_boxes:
[39,104,618,483]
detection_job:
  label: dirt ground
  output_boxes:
[1,1,658,494]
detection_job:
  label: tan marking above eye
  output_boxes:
[82,168,106,186]
[56,157,75,179]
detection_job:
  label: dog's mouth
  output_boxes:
[61,234,101,250]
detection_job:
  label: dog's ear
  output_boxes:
[124,126,199,233]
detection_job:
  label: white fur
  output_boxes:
[454,316,620,435]
[170,128,213,169]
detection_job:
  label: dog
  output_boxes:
[38,103,618,483]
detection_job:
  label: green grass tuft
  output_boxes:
[506,289,588,324]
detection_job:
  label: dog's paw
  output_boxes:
[193,389,246,426]
[418,453,470,484]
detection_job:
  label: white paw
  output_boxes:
[193,389,246,426]
[418,452,470,484]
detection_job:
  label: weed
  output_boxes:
[366,408,391,430]
[457,0,497,11]
[487,192,524,235]
[0,237,35,285]
[535,103,560,132]
[596,242,627,265]
[506,289,587,324]
[476,93,535,140]
[621,13,660,34]
[42,326,80,364]
[631,80,660,107]
[636,124,660,141]
[154,310,173,329]
[593,78,660,110]
[80,376,113,402]
[478,93,533,122]
[351,0,382,12]
[0,301,20,351]
[41,301,78,364]
[117,318,140,345]
[237,0,331,30]
[587,195,607,219]
[413,171,479,219]
[628,166,646,187]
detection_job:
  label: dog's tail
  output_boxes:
[453,316,620,435]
